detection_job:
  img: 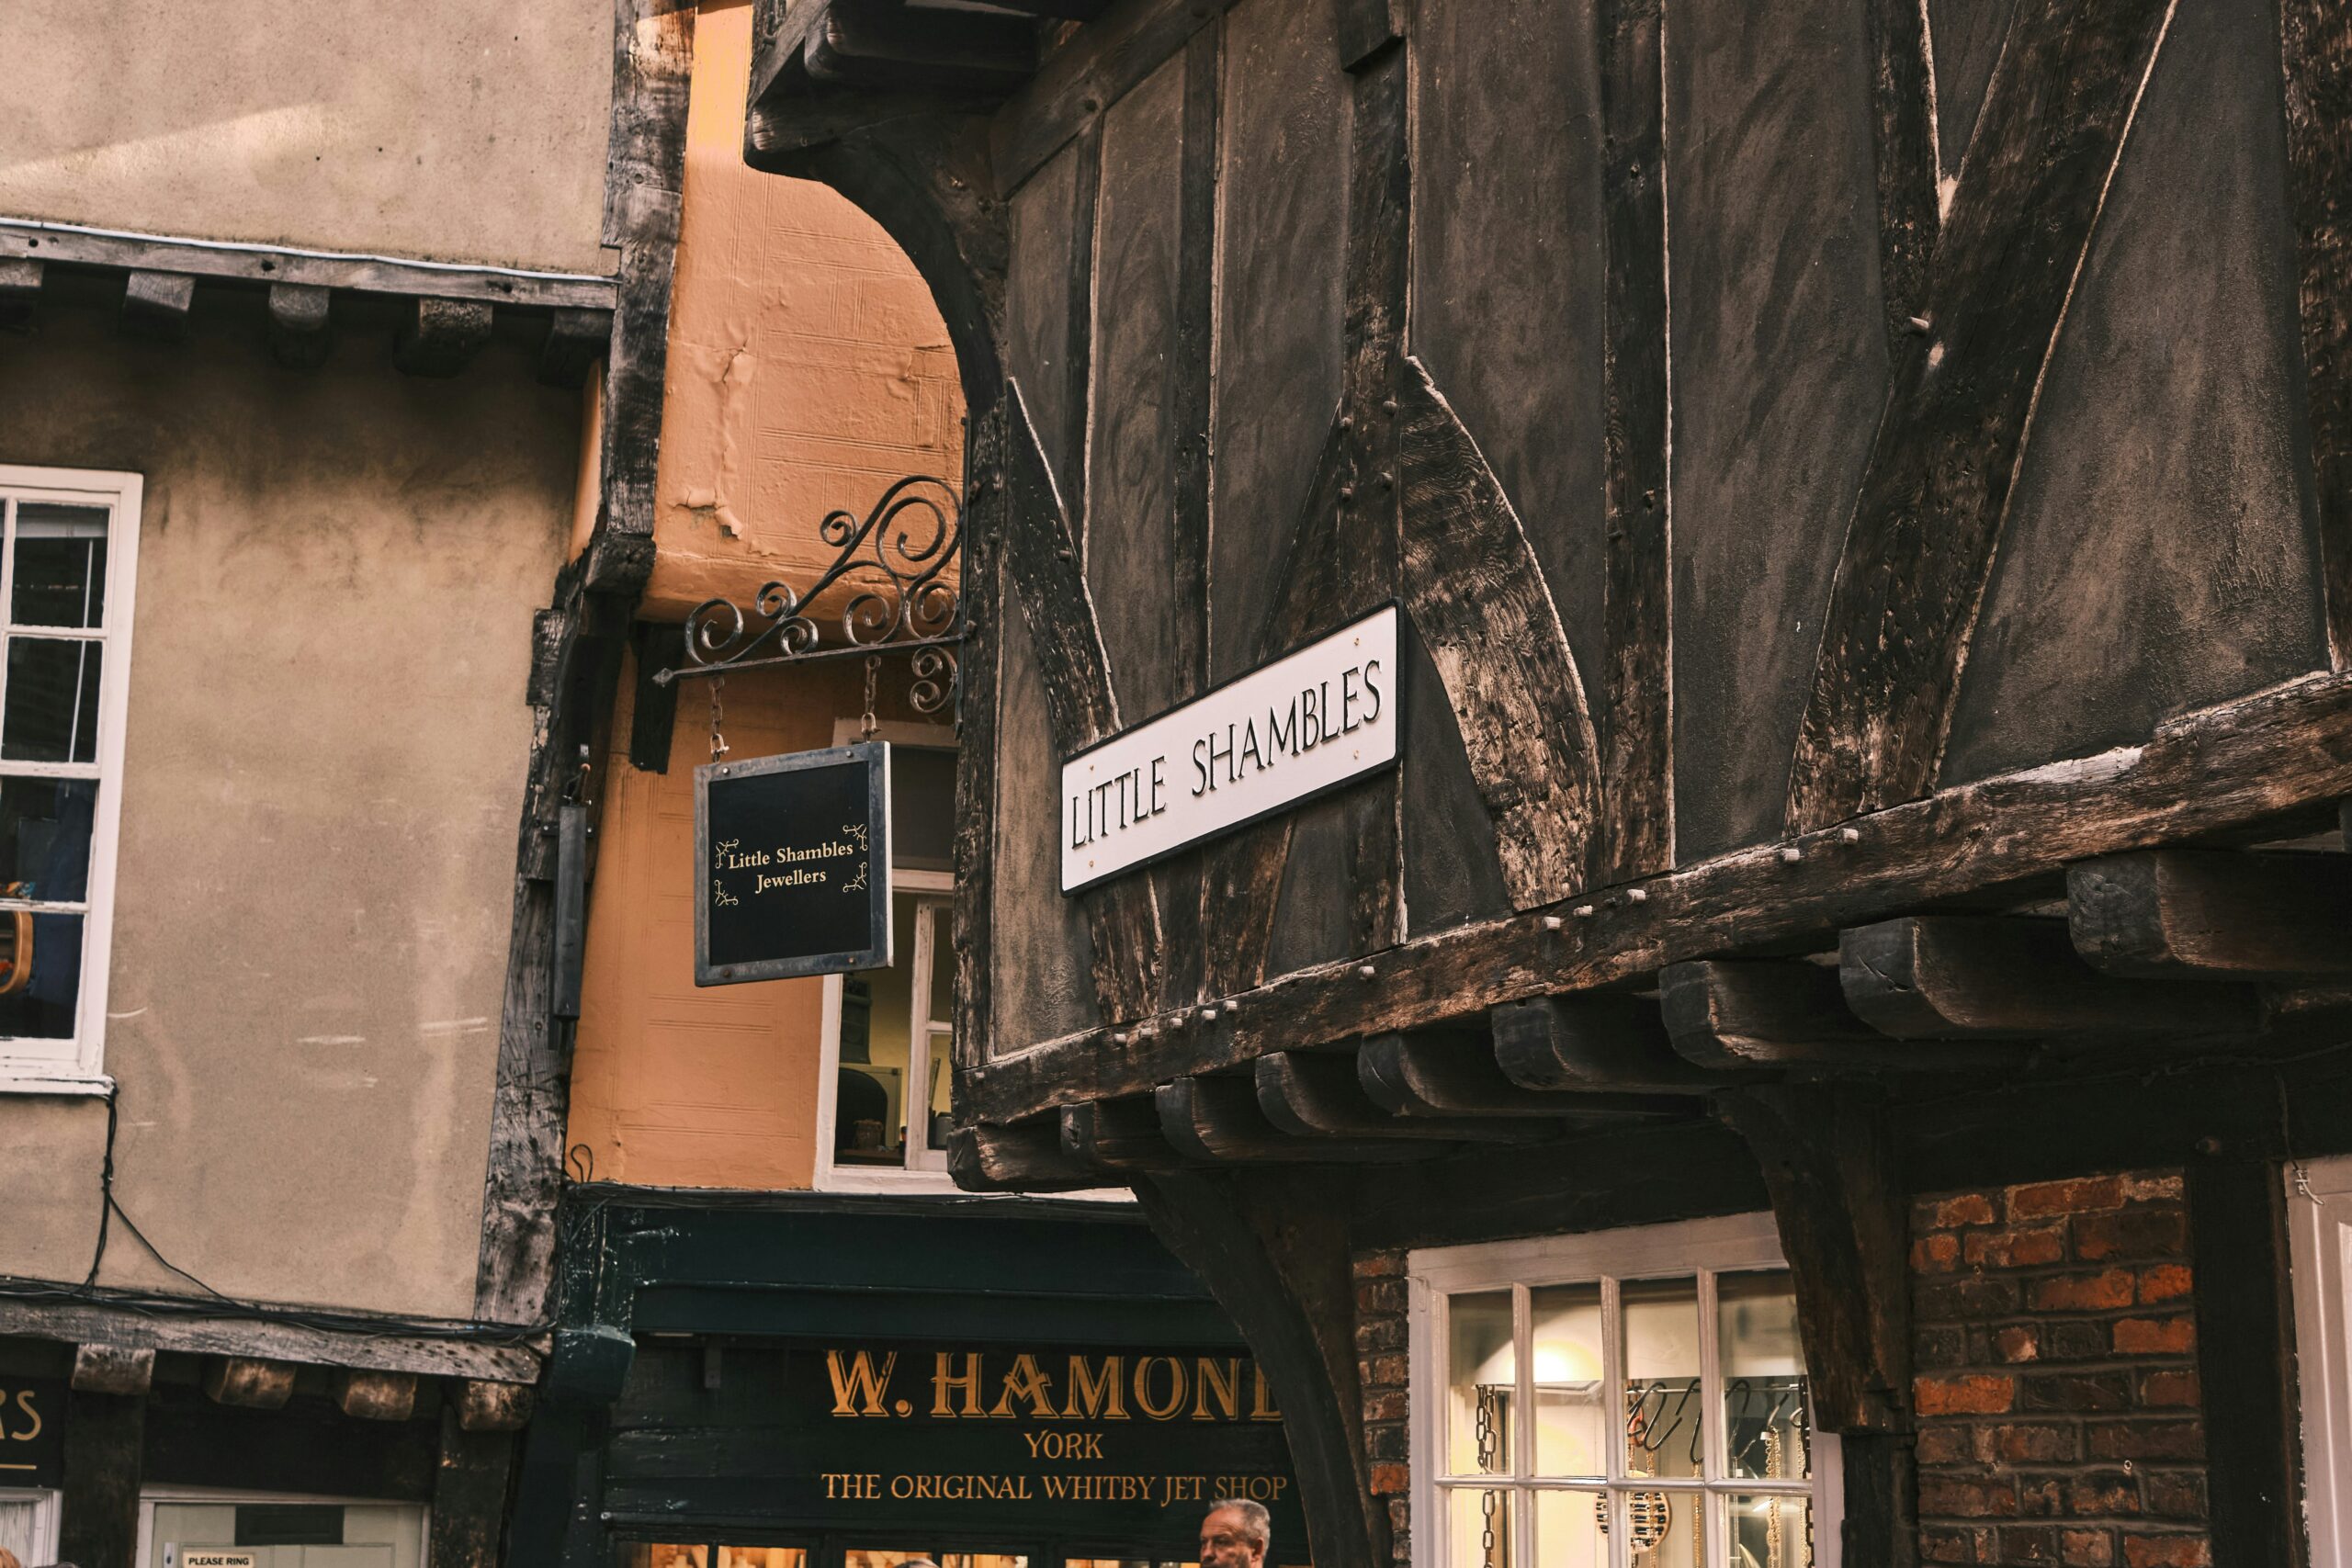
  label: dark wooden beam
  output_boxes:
[1595,0,1671,882]
[394,297,495,378]
[0,256,43,333]
[1397,356,1601,908]
[1333,0,1402,71]
[1061,1096,1194,1170]
[626,622,683,773]
[537,307,611,389]
[1254,1050,1541,1143]
[266,282,332,369]
[59,1387,143,1568]
[965,668,2352,1122]
[119,269,193,341]
[428,1408,517,1568]
[1783,0,2177,829]
[2278,0,2352,669]
[1860,0,1939,355]
[952,398,1008,1119]
[0,220,615,310]
[1155,1077,1433,1163]
[946,1117,1100,1190]
[1132,1171,1387,1568]
[798,0,1038,94]
[1663,958,2024,1071]
[1715,1084,1911,1433]
[1001,378,1163,1021]
[1490,994,1724,1093]
[1839,915,2263,1038]
[69,1343,153,1396]
[335,1369,420,1422]
[206,1356,297,1409]
[1359,1031,1681,1119]
[2187,1156,2308,1567]
[2068,849,2352,979]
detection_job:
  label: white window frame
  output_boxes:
[0,465,142,1095]
[1409,1212,1843,1568]
[0,1485,62,1566]
[2290,1155,2352,1562]
[813,719,958,1193]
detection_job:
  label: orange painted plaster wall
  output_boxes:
[643,0,966,621]
[563,0,965,1190]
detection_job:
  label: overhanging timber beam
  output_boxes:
[2068,848,2352,978]
[968,668,2352,1125]
[1061,1096,1193,1171]
[1841,914,2264,1038]
[1661,959,2028,1072]
[1490,994,1724,1093]
[1254,1050,1541,1143]
[1358,1031,1682,1119]
[1155,1077,1436,1164]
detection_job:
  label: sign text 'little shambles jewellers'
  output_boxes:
[1061,605,1398,893]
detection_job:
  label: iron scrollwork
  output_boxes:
[658,474,965,716]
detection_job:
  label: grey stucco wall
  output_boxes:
[0,0,616,275]
[0,290,573,1319]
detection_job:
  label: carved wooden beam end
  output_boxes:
[2068,849,2352,979]
[1255,1050,1538,1144]
[1155,1077,1435,1165]
[1358,1030,1682,1120]
[1660,959,2027,1072]
[1490,994,1725,1093]
[948,1119,1100,1190]
[1061,1097,1194,1171]
[205,1356,298,1409]
[70,1343,155,1397]
[1842,915,2264,1040]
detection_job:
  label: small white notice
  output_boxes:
[1061,604,1399,893]
[175,1551,257,1568]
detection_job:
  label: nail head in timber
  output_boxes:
[1058,605,1401,893]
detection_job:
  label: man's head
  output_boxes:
[1200,1498,1272,1568]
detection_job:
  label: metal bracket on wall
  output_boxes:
[652,474,966,717]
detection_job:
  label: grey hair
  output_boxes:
[1209,1498,1272,1554]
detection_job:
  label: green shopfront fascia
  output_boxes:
[513,1191,1307,1568]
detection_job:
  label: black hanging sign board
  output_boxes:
[695,741,891,985]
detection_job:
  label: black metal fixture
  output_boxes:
[653,474,965,717]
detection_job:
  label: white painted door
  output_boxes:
[146,1504,419,1568]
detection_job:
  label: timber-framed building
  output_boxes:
[744,0,2352,1564]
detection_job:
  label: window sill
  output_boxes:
[0,1069,111,1096]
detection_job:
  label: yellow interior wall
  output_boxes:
[566,0,967,1190]
[643,0,966,621]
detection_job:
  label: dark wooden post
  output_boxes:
[1716,1084,1917,1568]
[431,1406,519,1568]
[58,1387,145,1568]
[1132,1168,1386,1568]
[2187,1155,2308,1568]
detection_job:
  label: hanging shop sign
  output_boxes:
[1060,604,1399,893]
[0,1374,62,1485]
[695,741,891,985]
[741,1341,1302,1536]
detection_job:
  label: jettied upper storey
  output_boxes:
[745,0,2349,1558]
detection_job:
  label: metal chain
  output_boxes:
[861,654,880,741]
[1476,1386,1501,1568]
[708,673,729,763]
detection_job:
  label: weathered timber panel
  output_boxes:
[1006,143,1085,504]
[1400,620,1510,932]
[1408,0,1609,751]
[1928,0,2018,185]
[997,155,1102,1052]
[1088,54,1190,726]
[992,607,1102,1048]
[1940,0,2325,783]
[1667,0,1889,855]
[1210,0,1349,680]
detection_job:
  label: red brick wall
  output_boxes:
[1911,1172,2209,1567]
[1356,1247,1413,1565]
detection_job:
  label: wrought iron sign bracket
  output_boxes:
[652,474,966,718]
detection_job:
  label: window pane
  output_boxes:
[1532,1490,1604,1568]
[1447,1290,1515,1476]
[1720,1270,1813,1482]
[1728,1494,1814,1567]
[1446,1484,1510,1568]
[0,909,80,1038]
[1622,1277,1702,1481]
[1,637,102,763]
[13,503,108,628]
[0,776,95,902]
[717,1551,805,1568]
[835,893,919,1165]
[1615,1488,1699,1565]
[624,1548,707,1568]
[1530,1283,1604,1478]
